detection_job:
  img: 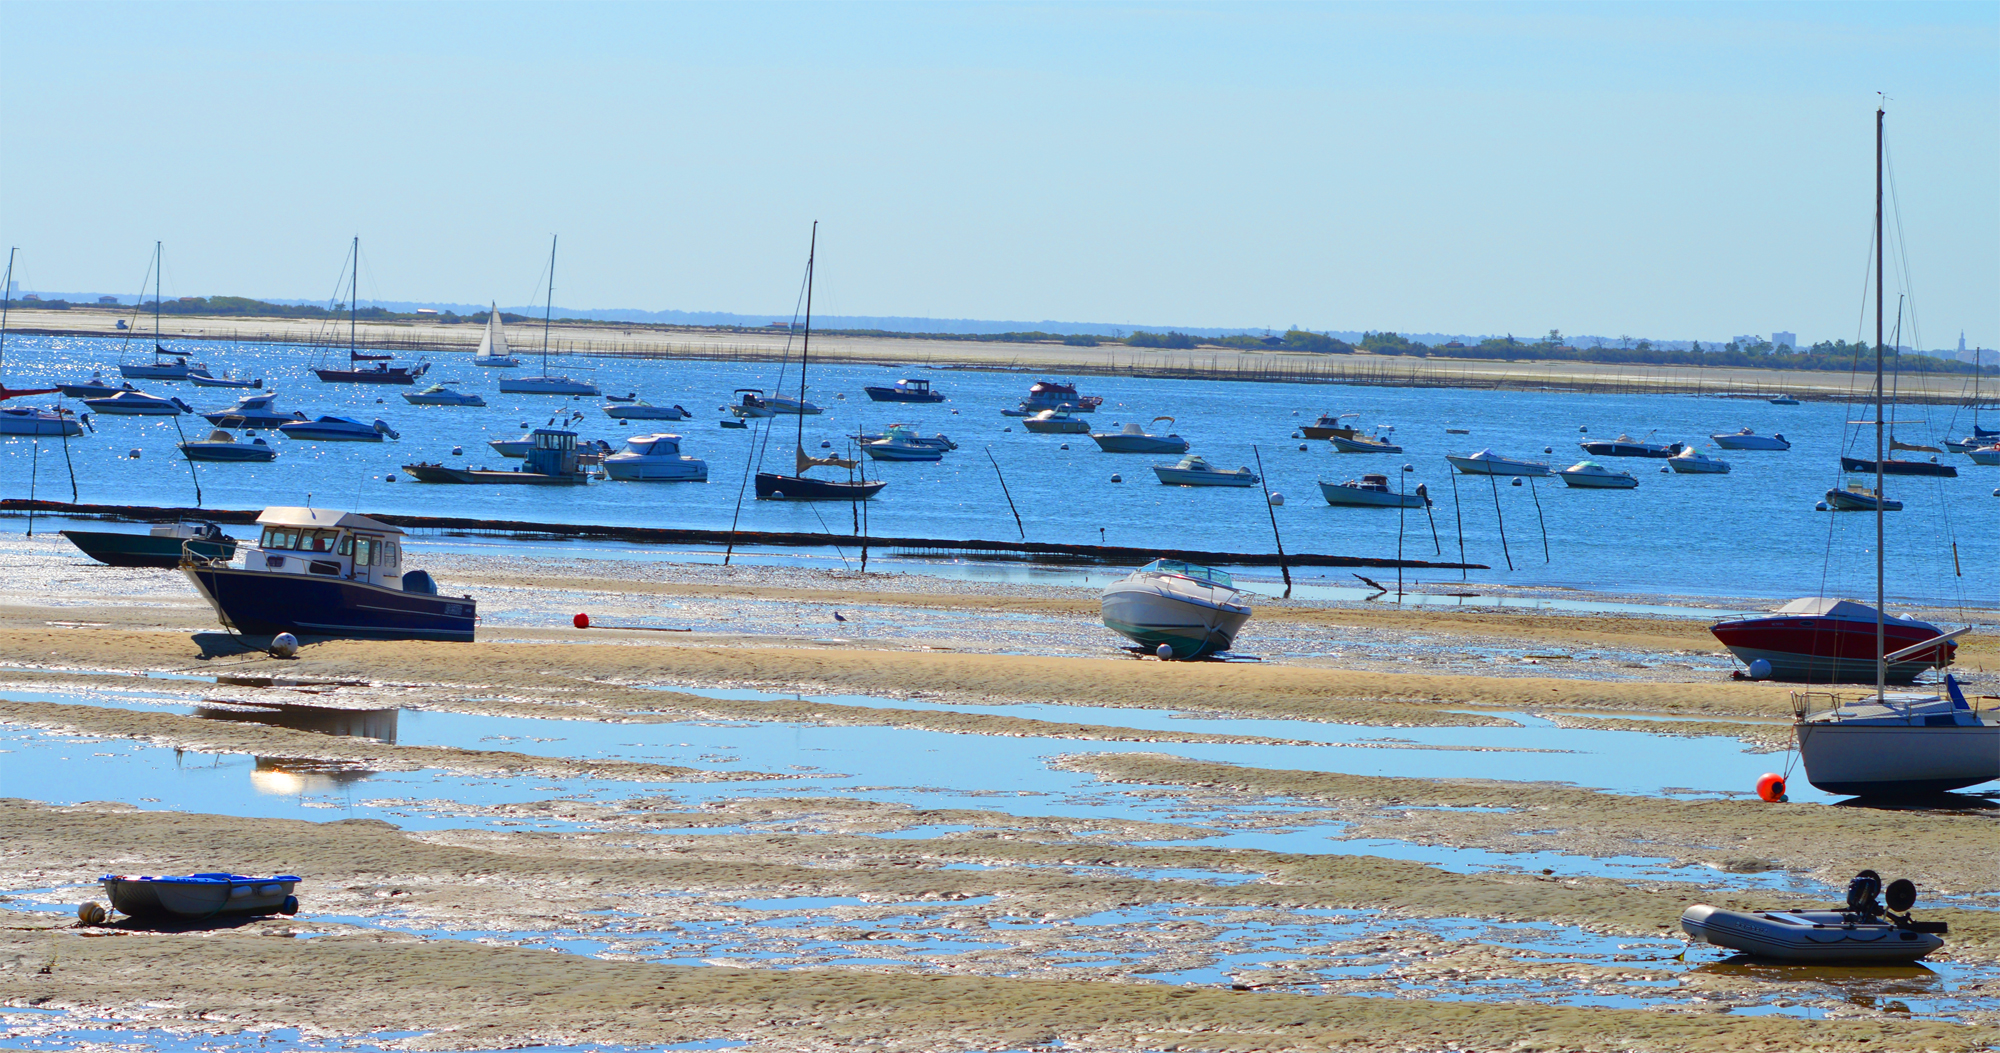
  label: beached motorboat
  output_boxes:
[406,429,591,484]
[754,225,885,503]
[1329,428,1402,453]
[863,378,947,403]
[601,432,708,481]
[1445,449,1551,477]
[202,392,307,428]
[1712,428,1790,451]
[1153,455,1257,487]
[180,429,277,462]
[1825,480,1901,512]
[1091,418,1188,454]
[1681,873,1947,963]
[1319,474,1427,508]
[83,390,190,416]
[279,416,398,442]
[101,873,300,919]
[1558,460,1639,488]
[0,405,83,436]
[1022,409,1091,434]
[1789,681,1996,794]
[1667,448,1731,474]
[1579,434,1684,458]
[1840,455,1956,478]
[603,400,688,420]
[1100,559,1253,659]
[1710,597,1955,684]
[862,424,946,462]
[62,521,235,568]
[472,304,519,367]
[402,383,486,407]
[1015,379,1102,414]
[1299,413,1362,441]
[182,506,476,640]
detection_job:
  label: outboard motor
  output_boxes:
[1846,870,1884,917]
[171,397,193,413]
[372,419,399,440]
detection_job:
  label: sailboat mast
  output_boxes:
[349,236,358,358]
[797,222,817,455]
[542,234,557,371]
[1874,105,1886,701]
[1,247,15,371]
[154,241,162,349]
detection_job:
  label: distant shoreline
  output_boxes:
[4,307,1979,402]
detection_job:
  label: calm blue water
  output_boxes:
[2,335,1992,607]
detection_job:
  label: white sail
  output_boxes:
[474,304,517,365]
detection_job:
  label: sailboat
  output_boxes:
[498,237,598,395]
[117,243,213,382]
[1781,107,1995,796]
[754,224,884,502]
[472,303,519,367]
[312,238,430,385]
[1942,345,1995,453]
[0,248,84,437]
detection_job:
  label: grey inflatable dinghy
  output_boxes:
[1681,871,1946,963]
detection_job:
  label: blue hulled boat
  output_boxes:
[182,507,476,641]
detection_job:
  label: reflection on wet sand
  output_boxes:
[250,757,374,796]
[195,703,399,743]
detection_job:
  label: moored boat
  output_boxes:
[1667,448,1730,474]
[202,392,306,428]
[601,432,708,481]
[472,303,519,367]
[83,390,190,416]
[1444,449,1551,477]
[279,416,398,442]
[1557,460,1639,488]
[863,378,946,402]
[1153,455,1257,487]
[1100,559,1252,659]
[754,224,885,503]
[1824,480,1901,512]
[1840,455,1957,478]
[1329,428,1402,453]
[1681,873,1948,963]
[1712,427,1790,451]
[1022,409,1091,434]
[62,521,235,568]
[1299,413,1362,441]
[603,400,688,420]
[1789,681,1996,794]
[1318,474,1427,508]
[0,405,83,436]
[1091,418,1187,454]
[402,383,486,407]
[1579,433,1683,458]
[405,429,591,484]
[180,429,277,462]
[1015,379,1102,414]
[861,424,947,462]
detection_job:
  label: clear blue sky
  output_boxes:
[3,2,1995,345]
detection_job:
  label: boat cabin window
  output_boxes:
[1141,559,1233,589]
[350,536,379,567]
[382,539,400,568]
[534,431,576,450]
[262,526,339,552]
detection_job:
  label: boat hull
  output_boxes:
[402,463,587,485]
[1022,419,1090,434]
[0,410,83,436]
[498,376,600,395]
[1091,435,1189,454]
[1445,454,1550,477]
[1318,481,1425,507]
[1153,467,1257,486]
[180,444,276,462]
[604,405,686,420]
[755,473,885,501]
[863,387,946,403]
[1841,456,1957,478]
[62,530,236,568]
[102,874,299,919]
[313,368,422,385]
[188,376,262,389]
[1558,472,1637,488]
[1712,434,1789,451]
[279,425,383,441]
[1797,722,2000,795]
[402,394,486,406]
[1709,616,1953,683]
[183,564,476,640]
[602,459,707,481]
[1680,905,1944,962]
[1668,458,1730,474]
[1579,441,1681,458]
[862,445,943,462]
[1100,585,1250,658]
[1329,436,1402,453]
[1825,489,1901,512]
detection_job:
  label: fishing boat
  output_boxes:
[404,429,591,485]
[188,371,263,389]
[863,377,947,403]
[1667,448,1731,474]
[600,432,708,481]
[312,239,430,385]
[1021,409,1091,434]
[402,383,486,407]
[1578,433,1683,458]
[754,225,885,503]
[182,506,476,640]
[1318,474,1428,508]
[472,304,519,367]
[1299,413,1363,441]
[202,392,306,428]
[1444,449,1552,477]
[0,255,84,437]
[1711,598,1952,683]
[1014,379,1102,414]
[278,416,399,442]
[861,424,946,462]
[1557,460,1640,488]
[1711,428,1790,451]
[603,400,688,420]
[496,237,598,395]
[1330,427,1402,453]
[1681,872,1947,963]
[1824,480,1901,512]
[83,390,190,416]
[1152,455,1258,487]
[1091,418,1188,454]
[1100,559,1253,659]
[179,429,277,462]
[100,873,300,919]
[62,521,235,568]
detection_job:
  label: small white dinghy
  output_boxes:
[1681,872,1946,964]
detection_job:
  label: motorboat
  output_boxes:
[1824,480,1901,512]
[729,389,777,418]
[604,400,688,420]
[1330,427,1402,453]
[188,370,262,389]
[1578,433,1683,458]
[1681,872,1948,962]
[754,224,885,503]
[0,405,83,437]
[402,383,487,407]
[1153,455,1258,487]
[405,429,591,485]
[488,434,535,457]
[1091,417,1188,454]
[1318,474,1427,508]
[1769,396,1801,405]
[855,426,955,451]
[1017,379,1102,414]
[59,374,131,399]
[180,429,277,462]
[601,432,708,481]
[203,392,307,428]
[862,424,946,462]
[1667,448,1731,474]
[182,506,477,640]
[1710,597,1955,684]
[498,372,598,395]
[1022,409,1091,434]
[761,394,822,415]
[471,304,519,367]
[1557,460,1639,488]
[863,378,946,403]
[1969,443,2000,466]
[605,392,638,402]
[279,416,399,442]
[61,521,235,568]
[1445,449,1551,477]
[1788,681,1996,794]
[83,390,190,416]
[1840,454,1956,478]
[100,873,300,920]
[1299,413,1362,441]
[1712,428,1790,451]
[1100,559,1253,659]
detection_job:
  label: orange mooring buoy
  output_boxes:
[573,613,590,629]
[1756,772,1787,803]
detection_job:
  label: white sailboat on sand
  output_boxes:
[472,304,519,367]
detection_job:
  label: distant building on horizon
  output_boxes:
[1772,331,1796,350]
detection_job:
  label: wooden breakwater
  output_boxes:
[3,500,1487,571]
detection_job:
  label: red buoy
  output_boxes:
[573,613,590,629]
[1756,773,1787,803]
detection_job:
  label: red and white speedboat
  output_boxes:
[1711,597,1956,684]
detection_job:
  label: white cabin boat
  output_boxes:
[83,390,190,416]
[1557,460,1639,488]
[862,424,946,462]
[1100,559,1252,659]
[1153,455,1258,487]
[402,383,486,407]
[1445,449,1551,477]
[1023,409,1091,434]
[603,401,688,420]
[1319,474,1427,508]
[1092,418,1188,454]
[1667,448,1731,474]
[180,429,276,462]
[1711,427,1790,451]
[601,433,708,482]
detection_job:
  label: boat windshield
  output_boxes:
[1140,559,1233,589]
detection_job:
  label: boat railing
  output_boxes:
[1789,690,1845,722]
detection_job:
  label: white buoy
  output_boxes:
[1156,643,1174,660]
[269,633,299,659]
[1749,659,1773,680]
[1268,492,1284,506]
